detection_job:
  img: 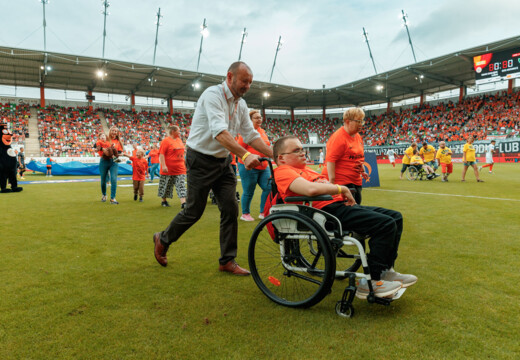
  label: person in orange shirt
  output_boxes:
[124,149,148,202]
[322,107,369,204]
[273,135,417,298]
[97,127,124,204]
[158,125,187,208]
[237,110,271,221]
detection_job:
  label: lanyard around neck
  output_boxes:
[222,85,239,121]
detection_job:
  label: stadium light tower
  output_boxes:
[101,0,110,59]
[196,18,209,73]
[152,8,163,65]
[238,28,247,61]
[269,36,283,83]
[401,9,417,63]
[362,27,377,74]
[40,0,49,52]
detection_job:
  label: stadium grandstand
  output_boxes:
[1,36,520,161]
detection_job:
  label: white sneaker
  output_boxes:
[258,213,265,220]
[355,279,402,299]
[381,269,417,288]
[478,166,482,172]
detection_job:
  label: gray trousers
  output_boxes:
[159,148,238,265]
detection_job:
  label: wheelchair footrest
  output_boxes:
[391,287,406,300]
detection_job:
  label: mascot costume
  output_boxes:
[0,124,23,193]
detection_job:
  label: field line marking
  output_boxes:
[366,188,520,202]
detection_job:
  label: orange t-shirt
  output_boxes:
[322,127,364,186]
[274,164,342,210]
[148,149,160,164]
[110,138,123,153]
[237,127,270,170]
[159,137,186,176]
[96,139,111,157]
[129,156,148,181]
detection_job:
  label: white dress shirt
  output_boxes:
[186,81,260,158]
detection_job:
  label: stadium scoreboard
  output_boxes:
[473,48,520,84]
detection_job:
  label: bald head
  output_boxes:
[226,62,253,99]
[228,61,252,76]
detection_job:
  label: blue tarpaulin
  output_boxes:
[27,160,133,176]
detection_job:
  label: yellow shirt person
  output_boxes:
[400,143,418,180]
[462,143,476,162]
[420,144,436,163]
[410,155,424,165]
[402,146,415,165]
[461,136,483,182]
[436,147,452,164]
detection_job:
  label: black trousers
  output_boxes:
[160,148,239,265]
[322,202,403,279]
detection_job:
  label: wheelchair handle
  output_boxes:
[258,157,274,173]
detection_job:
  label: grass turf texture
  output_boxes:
[1,164,520,359]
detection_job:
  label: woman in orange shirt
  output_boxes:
[322,107,369,204]
[236,110,271,221]
[158,125,187,208]
[96,127,124,204]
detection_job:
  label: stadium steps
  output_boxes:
[25,108,40,157]
[97,111,110,134]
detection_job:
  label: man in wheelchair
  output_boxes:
[410,149,438,180]
[272,136,417,298]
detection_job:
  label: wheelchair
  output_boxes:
[406,165,427,181]
[248,159,405,318]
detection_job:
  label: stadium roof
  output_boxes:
[1,35,519,110]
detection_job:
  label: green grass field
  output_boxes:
[2,163,520,359]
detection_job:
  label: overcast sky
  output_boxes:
[1,0,519,89]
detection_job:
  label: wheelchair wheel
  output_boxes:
[248,212,336,308]
[406,166,419,181]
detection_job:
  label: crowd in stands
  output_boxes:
[0,103,30,146]
[164,111,192,141]
[18,88,520,157]
[264,116,340,144]
[361,90,520,146]
[103,109,166,147]
[38,106,104,156]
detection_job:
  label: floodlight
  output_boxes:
[263,91,270,98]
[200,22,209,38]
[376,85,384,91]
[46,65,52,71]
[192,82,200,90]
